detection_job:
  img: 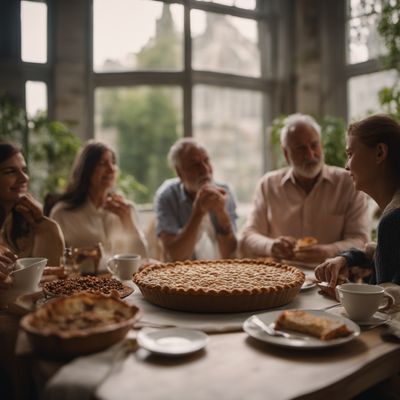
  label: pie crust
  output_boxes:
[20,293,140,359]
[133,259,305,312]
[43,276,134,299]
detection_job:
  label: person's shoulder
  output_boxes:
[324,165,350,180]
[257,167,289,186]
[381,207,400,224]
[49,200,69,217]
[155,178,181,199]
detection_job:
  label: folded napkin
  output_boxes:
[43,336,137,400]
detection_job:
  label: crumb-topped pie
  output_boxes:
[133,259,305,312]
[43,276,133,299]
[20,293,140,359]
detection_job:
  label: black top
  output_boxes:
[340,207,400,285]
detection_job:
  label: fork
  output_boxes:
[250,315,308,340]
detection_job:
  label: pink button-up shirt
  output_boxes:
[240,165,370,257]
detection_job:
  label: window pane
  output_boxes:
[195,0,256,9]
[348,0,382,18]
[93,0,183,72]
[95,86,183,204]
[347,70,397,120]
[21,1,47,63]
[347,14,386,64]
[193,85,263,204]
[25,81,47,117]
[191,10,260,77]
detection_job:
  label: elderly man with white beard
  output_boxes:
[239,113,370,263]
[155,138,237,261]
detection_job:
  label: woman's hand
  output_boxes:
[315,256,349,287]
[103,193,133,225]
[0,246,15,289]
[14,193,44,225]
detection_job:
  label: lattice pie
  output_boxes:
[133,259,305,312]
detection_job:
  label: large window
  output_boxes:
[345,0,392,121]
[93,0,273,205]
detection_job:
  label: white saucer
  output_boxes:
[326,306,390,327]
[353,312,390,327]
[137,328,208,356]
[301,278,317,291]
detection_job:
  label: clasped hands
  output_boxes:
[193,184,227,215]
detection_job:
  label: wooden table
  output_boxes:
[90,327,399,400]
[29,276,400,400]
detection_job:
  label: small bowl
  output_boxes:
[20,293,140,360]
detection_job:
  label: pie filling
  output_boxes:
[23,293,138,336]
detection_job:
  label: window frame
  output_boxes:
[89,0,280,175]
[344,0,387,121]
[20,0,53,116]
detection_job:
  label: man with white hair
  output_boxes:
[155,138,237,261]
[240,113,370,263]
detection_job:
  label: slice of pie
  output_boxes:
[275,310,352,340]
[133,259,305,313]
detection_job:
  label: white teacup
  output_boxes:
[107,254,141,281]
[11,257,48,293]
[336,283,394,321]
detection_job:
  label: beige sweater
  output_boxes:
[1,214,64,265]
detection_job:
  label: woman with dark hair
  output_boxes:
[0,141,64,268]
[315,114,400,294]
[50,140,147,262]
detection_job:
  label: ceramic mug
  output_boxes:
[107,254,141,280]
[336,283,394,321]
[11,257,48,293]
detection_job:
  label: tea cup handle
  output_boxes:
[378,292,395,312]
[107,257,117,275]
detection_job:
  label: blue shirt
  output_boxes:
[155,178,237,237]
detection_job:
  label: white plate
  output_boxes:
[301,278,316,291]
[282,259,318,269]
[243,309,360,349]
[137,328,208,356]
[326,306,390,327]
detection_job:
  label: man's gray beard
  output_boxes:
[292,159,324,179]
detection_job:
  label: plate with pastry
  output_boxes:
[243,309,360,349]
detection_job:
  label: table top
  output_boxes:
[29,270,400,400]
